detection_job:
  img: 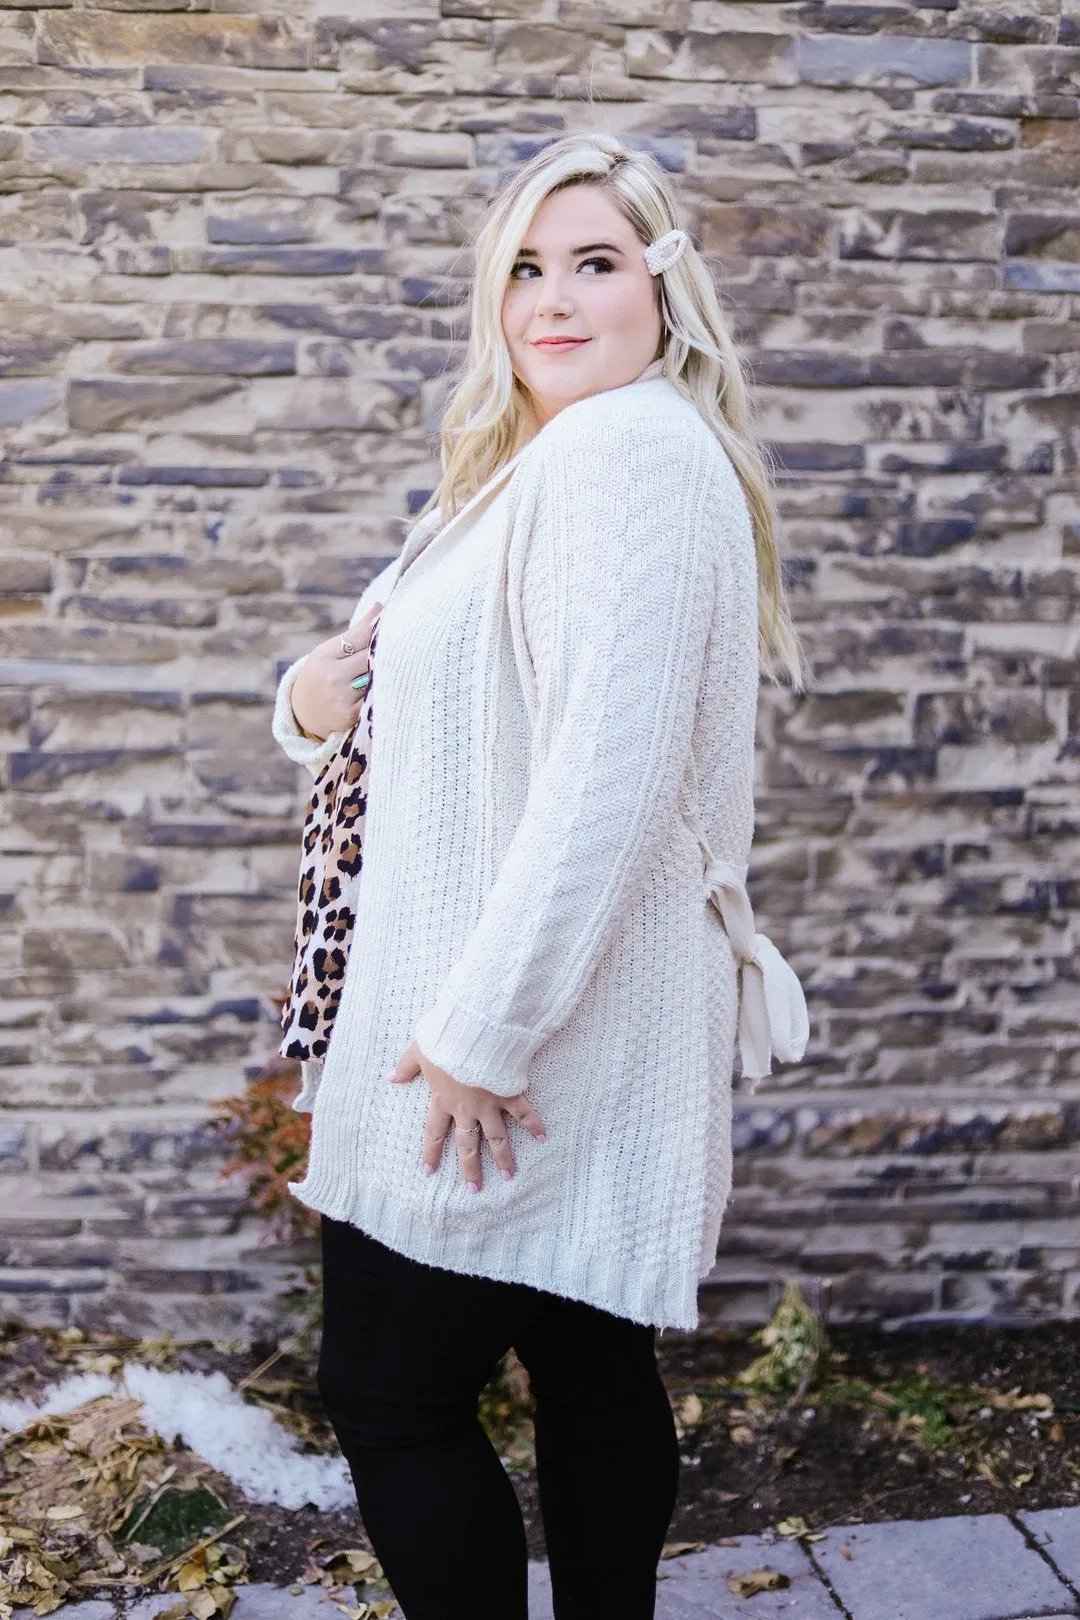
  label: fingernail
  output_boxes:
[384,1068,397,1083]
[422,1163,435,1177]
[466,1181,480,1195]
[500,1168,513,1181]
[537,1132,547,1143]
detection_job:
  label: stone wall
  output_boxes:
[0,0,1077,1340]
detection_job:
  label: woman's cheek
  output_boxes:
[588,277,654,338]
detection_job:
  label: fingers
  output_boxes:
[501,1094,548,1143]
[337,599,383,653]
[421,1097,453,1177]
[454,1116,485,1193]
[339,648,373,683]
[479,1105,516,1185]
[453,1103,544,1193]
[418,1091,548,1194]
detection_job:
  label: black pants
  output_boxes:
[317,1215,681,1620]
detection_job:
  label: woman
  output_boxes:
[271,133,808,1620]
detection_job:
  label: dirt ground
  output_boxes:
[3,1319,1078,1582]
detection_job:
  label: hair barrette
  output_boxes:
[643,228,690,276]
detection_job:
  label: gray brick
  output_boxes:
[0,378,59,424]
[797,34,971,87]
[181,247,374,276]
[1004,261,1080,292]
[108,341,294,376]
[68,376,242,430]
[26,125,209,163]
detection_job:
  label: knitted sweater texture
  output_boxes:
[271,361,759,1331]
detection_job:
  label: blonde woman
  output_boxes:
[272,132,808,1620]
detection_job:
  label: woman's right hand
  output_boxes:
[290,601,383,742]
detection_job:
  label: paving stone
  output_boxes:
[14,1605,115,1620]
[1019,1506,1080,1591]
[528,1538,837,1619]
[121,1588,368,1620]
[811,1514,1073,1620]
[227,1587,364,1620]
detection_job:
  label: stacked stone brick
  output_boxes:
[0,0,1077,1338]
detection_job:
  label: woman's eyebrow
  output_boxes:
[515,242,626,259]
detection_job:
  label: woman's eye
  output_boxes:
[509,257,615,280]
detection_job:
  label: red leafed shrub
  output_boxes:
[212,1051,318,1246]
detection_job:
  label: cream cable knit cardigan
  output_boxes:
[271,359,807,1331]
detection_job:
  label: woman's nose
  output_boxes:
[533,274,574,317]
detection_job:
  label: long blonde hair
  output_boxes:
[416,131,807,691]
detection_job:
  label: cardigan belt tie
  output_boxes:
[686,814,810,1083]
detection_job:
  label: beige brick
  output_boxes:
[38,12,309,69]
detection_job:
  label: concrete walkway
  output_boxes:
[29,1506,1080,1620]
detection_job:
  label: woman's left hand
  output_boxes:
[388,1040,546,1194]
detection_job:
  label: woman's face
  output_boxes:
[501,184,664,428]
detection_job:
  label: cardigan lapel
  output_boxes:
[393,443,531,586]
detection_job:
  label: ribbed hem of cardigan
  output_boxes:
[413,987,537,1098]
[288,1173,701,1334]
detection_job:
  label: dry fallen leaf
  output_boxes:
[990,1388,1053,1412]
[727,1567,791,1598]
[841,1544,854,1560]
[1011,1470,1034,1489]
[676,1394,704,1430]
[325,1549,380,1578]
[660,1541,706,1559]
[729,1425,755,1446]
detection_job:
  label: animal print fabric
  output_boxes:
[279,618,379,1063]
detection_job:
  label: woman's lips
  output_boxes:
[532,338,589,351]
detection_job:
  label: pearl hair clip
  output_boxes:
[643,227,690,276]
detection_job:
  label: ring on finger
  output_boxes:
[351,672,370,692]
[454,1123,480,1136]
[339,635,357,656]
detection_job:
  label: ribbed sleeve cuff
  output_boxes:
[414,987,537,1099]
[291,1058,323,1114]
[272,655,348,779]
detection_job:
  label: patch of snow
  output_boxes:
[0,1365,354,1513]
[121,1364,354,1512]
[0,1372,116,1432]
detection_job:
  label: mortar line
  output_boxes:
[1008,1511,1080,1612]
[803,1538,856,1620]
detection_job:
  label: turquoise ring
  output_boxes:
[350,673,370,692]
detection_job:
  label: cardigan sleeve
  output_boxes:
[413,409,721,1097]
[271,552,403,778]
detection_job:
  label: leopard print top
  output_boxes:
[279,618,379,1064]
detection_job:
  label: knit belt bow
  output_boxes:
[692,827,810,1083]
